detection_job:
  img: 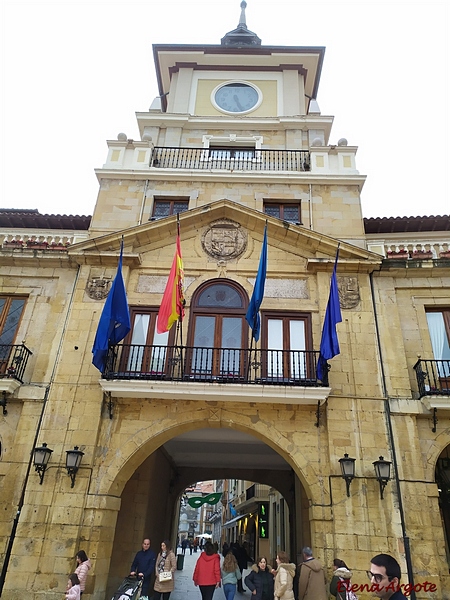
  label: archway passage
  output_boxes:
[436,445,450,567]
[107,427,310,598]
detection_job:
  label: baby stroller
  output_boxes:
[110,575,143,600]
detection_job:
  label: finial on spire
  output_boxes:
[221,1,261,46]
[239,1,247,28]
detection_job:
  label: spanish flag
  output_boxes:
[157,233,185,333]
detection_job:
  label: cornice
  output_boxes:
[307,257,381,274]
[135,112,334,132]
[68,251,142,267]
[95,168,367,188]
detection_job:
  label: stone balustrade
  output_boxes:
[384,242,450,259]
[0,233,75,250]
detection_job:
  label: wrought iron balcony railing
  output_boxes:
[414,358,450,398]
[0,344,33,383]
[151,147,311,172]
[103,344,325,386]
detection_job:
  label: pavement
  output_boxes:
[167,550,251,600]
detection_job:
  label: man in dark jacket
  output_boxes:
[181,538,189,555]
[297,547,327,600]
[368,554,408,599]
[232,542,250,592]
[130,538,156,600]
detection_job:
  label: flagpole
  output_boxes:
[246,221,268,382]
[316,243,342,385]
[247,335,254,382]
[177,214,184,379]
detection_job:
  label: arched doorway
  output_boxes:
[436,445,450,566]
[106,426,311,598]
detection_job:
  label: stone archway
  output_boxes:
[91,403,321,500]
[96,409,317,599]
[435,443,450,567]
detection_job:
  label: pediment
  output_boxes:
[69,199,381,273]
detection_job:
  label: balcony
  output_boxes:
[246,483,270,501]
[414,358,450,399]
[150,147,311,172]
[103,344,323,385]
[0,344,33,393]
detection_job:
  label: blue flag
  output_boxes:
[317,249,342,381]
[229,502,237,518]
[92,241,131,372]
[246,225,268,342]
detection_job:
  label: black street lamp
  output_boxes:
[33,443,53,484]
[373,456,392,499]
[65,446,84,488]
[339,453,356,497]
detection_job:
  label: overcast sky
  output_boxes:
[1,0,449,219]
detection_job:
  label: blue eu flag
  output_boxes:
[92,241,131,372]
[246,225,268,342]
[317,249,342,382]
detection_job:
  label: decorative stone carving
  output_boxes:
[248,278,309,299]
[86,278,111,300]
[338,276,360,309]
[202,219,247,260]
[208,408,221,422]
[137,275,195,294]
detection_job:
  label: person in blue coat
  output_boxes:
[130,538,156,600]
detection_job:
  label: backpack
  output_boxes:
[346,587,358,600]
[337,578,358,600]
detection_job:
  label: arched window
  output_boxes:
[187,280,248,380]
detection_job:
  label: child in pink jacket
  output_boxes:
[65,573,81,600]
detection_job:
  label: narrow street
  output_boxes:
[170,550,251,600]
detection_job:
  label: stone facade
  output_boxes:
[1,16,450,600]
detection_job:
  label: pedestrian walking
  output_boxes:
[221,551,242,600]
[273,551,295,600]
[330,558,357,600]
[74,550,91,596]
[153,539,176,600]
[130,538,156,600]
[65,573,81,600]
[193,541,221,600]
[297,547,327,600]
[244,556,274,600]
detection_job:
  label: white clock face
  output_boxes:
[214,83,260,114]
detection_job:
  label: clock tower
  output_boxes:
[94,0,364,245]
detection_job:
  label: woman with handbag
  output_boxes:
[153,540,176,600]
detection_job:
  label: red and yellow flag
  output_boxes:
[157,233,185,333]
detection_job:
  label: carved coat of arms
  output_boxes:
[86,278,111,300]
[202,219,247,260]
[338,276,360,309]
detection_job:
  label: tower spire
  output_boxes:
[221,1,261,46]
[239,1,247,28]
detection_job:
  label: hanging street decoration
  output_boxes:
[187,493,222,508]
